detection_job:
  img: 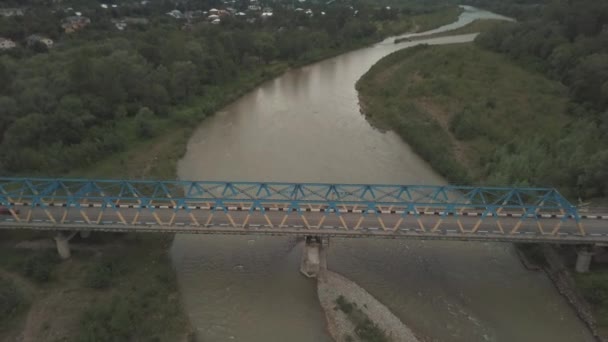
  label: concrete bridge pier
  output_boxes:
[54,233,72,260]
[300,236,326,278]
[53,231,80,260]
[575,246,595,273]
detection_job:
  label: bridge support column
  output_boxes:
[54,233,71,260]
[300,236,323,278]
[575,247,594,273]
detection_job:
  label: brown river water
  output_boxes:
[171,6,594,342]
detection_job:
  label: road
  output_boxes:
[1,203,607,243]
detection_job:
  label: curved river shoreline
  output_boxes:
[171,6,594,342]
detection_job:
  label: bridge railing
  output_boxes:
[0,177,591,238]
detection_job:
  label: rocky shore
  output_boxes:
[541,245,606,342]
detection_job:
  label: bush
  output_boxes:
[134,107,157,138]
[84,256,127,289]
[0,277,24,321]
[335,295,389,342]
[576,272,608,306]
[78,297,136,342]
[449,106,479,141]
[355,318,388,342]
[336,295,354,314]
[22,251,59,283]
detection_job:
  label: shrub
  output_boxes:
[336,295,354,314]
[576,272,608,306]
[0,277,24,321]
[22,251,59,283]
[449,106,479,141]
[84,256,127,289]
[355,318,388,342]
[134,107,157,138]
[78,297,136,342]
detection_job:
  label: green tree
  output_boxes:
[170,61,198,100]
[135,107,156,138]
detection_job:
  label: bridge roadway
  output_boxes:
[1,203,607,244]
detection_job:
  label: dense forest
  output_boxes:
[472,0,608,198]
[0,0,453,175]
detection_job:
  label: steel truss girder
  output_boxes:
[0,177,587,237]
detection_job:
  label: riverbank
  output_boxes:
[356,40,608,338]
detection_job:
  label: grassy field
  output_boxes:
[357,43,569,184]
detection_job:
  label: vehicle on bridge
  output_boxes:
[0,206,18,215]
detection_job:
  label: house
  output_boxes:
[61,16,91,33]
[0,37,16,50]
[209,8,219,15]
[248,5,261,11]
[211,18,221,24]
[111,17,148,30]
[114,21,127,30]
[166,10,184,19]
[26,34,54,49]
[0,8,25,17]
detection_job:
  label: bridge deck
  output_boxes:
[1,178,606,243]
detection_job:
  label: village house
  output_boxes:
[61,16,91,33]
[0,37,16,50]
[111,17,148,30]
[26,34,54,49]
[0,8,25,17]
[166,10,184,19]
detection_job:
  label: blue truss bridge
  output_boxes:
[0,177,607,245]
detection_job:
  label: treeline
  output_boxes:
[0,2,439,175]
[472,0,608,198]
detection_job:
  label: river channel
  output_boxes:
[171,6,594,341]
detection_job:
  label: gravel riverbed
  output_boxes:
[317,269,420,342]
